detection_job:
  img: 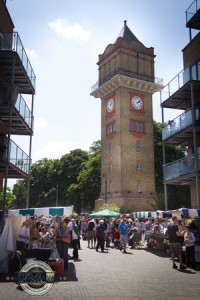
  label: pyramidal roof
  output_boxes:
[117,20,139,42]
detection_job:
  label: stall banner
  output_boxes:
[162,208,200,219]
[8,206,74,217]
[132,211,158,219]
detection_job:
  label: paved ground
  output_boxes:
[0,239,200,300]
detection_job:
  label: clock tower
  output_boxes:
[91,21,163,211]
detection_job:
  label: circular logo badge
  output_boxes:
[19,260,55,296]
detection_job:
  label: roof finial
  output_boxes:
[124,20,127,27]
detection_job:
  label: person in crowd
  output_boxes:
[16,218,33,251]
[128,222,138,249]
[87,218,95,248]
[39,225,50,247]
[104,218,110,247]
[113,225,120,248]
[71,218,80,260]
[145,218,151,231]
[81,218,87,240]
[119,218,129,253]
[60,218,71,270]
[16,218,33,266]
[76,220,81,250]
[93,219,97,249]
[167,216,186,270]
[184,224,196,269]
[96,219,106,252]
[189,219,198,230]
[135,218,141,244]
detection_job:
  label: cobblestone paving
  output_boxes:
[0,240,200,300]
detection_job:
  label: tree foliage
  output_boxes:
[0,187,16,210]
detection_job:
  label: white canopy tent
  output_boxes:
[0,206,73,273]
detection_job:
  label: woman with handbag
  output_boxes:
[60,218,71,270]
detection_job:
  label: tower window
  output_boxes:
[109,143,112,155]
[106,121,116,135]
[130,120,145,133]
[109,162,112,173]
[136,180,142,192]
[109,181,112,193]
[136,141,140,153]
[136,161,141,173]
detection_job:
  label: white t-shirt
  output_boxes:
[18,226,30,244]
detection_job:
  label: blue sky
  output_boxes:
[6,0,193,168]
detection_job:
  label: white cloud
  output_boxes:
[25,48,37,59]
[48,19,90,43]
[33,140,89,161]
[34,117,47,129]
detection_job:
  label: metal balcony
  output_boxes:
[0,139,30,178]
[91,68,163,93]
[160,61,200,110]
[0,93,33,134]
[162,108,200,145]
[163,155,197,184]
[0,32,36,93]
[186,0,200,29]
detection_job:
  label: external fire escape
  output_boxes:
[0,0,36,223]
[161,0,200,209]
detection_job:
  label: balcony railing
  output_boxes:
[160,61,200,103]
[163,155,196,181]
[91,70,163,93]
[186,0,200,23]
[9,140,30,173]
[15,94,32,128]
[0,32,36,89]
[162,109,195,140]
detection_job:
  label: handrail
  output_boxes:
[162,109,194,140]
[160,60,200,104]
[186,0,200,23]
[0,32,36,89]
[15,94,32,128]
[91,72,163,93]
[9,139,30,173]
[163,155,196,181]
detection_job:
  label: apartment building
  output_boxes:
[0,0,36,220]
[161,0,200,209]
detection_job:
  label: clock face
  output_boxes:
[107,98,114,113]
[131,96,143,110]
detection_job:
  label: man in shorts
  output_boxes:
[167,216,186,270]
[119,218,129,253]
[87,218,95,248]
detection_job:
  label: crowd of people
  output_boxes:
[15,214,200,272]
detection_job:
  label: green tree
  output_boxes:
[12,179,27,208]
[0,187,16,210]
[67,141,101,213]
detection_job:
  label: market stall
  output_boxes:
[0,206,73,273]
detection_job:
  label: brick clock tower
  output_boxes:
[91,21,163,211]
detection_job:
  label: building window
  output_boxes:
[136,180,142,192]
[109,143,112,155]
[136,141,140,153]
[106,121,116,135]
[130,120,145,133]
[136,161,141,173]
[109,181,112,193]
[109,162,112,173]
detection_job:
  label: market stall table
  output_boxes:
[25,248,52,261]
